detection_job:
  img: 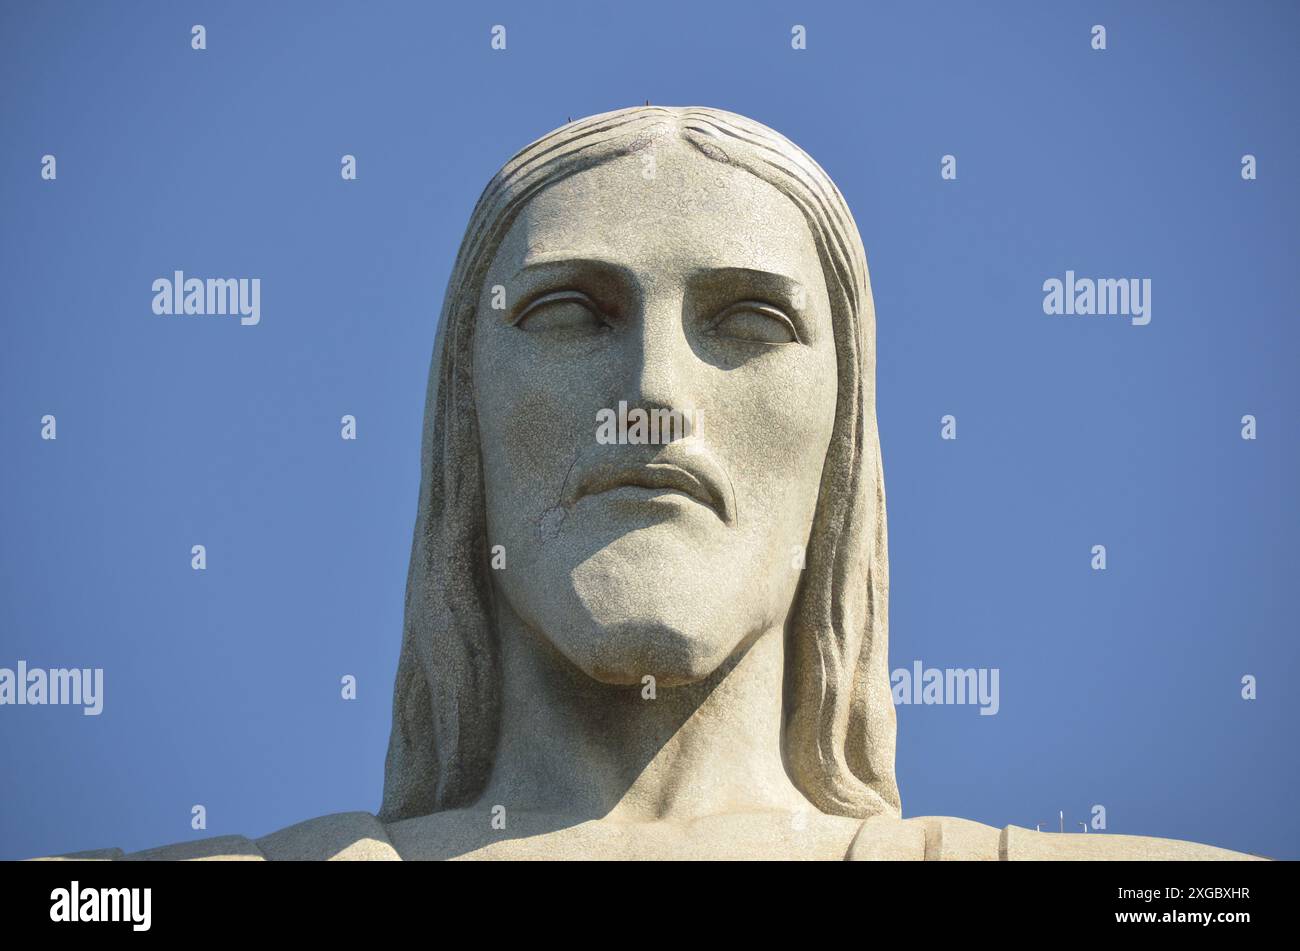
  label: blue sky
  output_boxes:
[1,0,1296,859]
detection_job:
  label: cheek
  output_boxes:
[717,347,838,511]
[474,323,599,511]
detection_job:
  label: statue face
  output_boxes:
[473,138,838,686]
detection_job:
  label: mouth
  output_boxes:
[574,453,733,524]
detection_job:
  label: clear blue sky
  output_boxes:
[1,0,1296,860]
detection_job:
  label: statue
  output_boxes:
[37,107,1260,861]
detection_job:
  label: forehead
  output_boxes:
[489,140,824,282]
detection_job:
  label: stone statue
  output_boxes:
[38,107,1260,861]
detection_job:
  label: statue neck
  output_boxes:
[478,599,809,821]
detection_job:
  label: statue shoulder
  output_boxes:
[844,815,996,859]
[997,824,1265,861]
[846,815,1266,861]
[31,811,402,862]
[256,811,400,861]
[30,835,266,862]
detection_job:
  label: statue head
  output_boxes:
[381,106,899,823]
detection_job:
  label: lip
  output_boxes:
[583,463,714,507]
[572,449,734,524]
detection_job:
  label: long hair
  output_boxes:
[379,106,900,822]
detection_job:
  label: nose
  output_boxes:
[622,288,698,422]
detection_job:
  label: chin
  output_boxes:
[565,618,734,688]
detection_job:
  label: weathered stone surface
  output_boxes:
[30,847,124,862]
[256,812,400,861]
[1000,825,1264,861]
[120,835,264,862]
[847,817,1264,861]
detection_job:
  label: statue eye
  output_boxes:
[709,301,800,344]
[515,291,607,334]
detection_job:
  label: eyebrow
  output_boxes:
[514,257,806,296]
[513,254,637,285]
[687,266,808,304]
